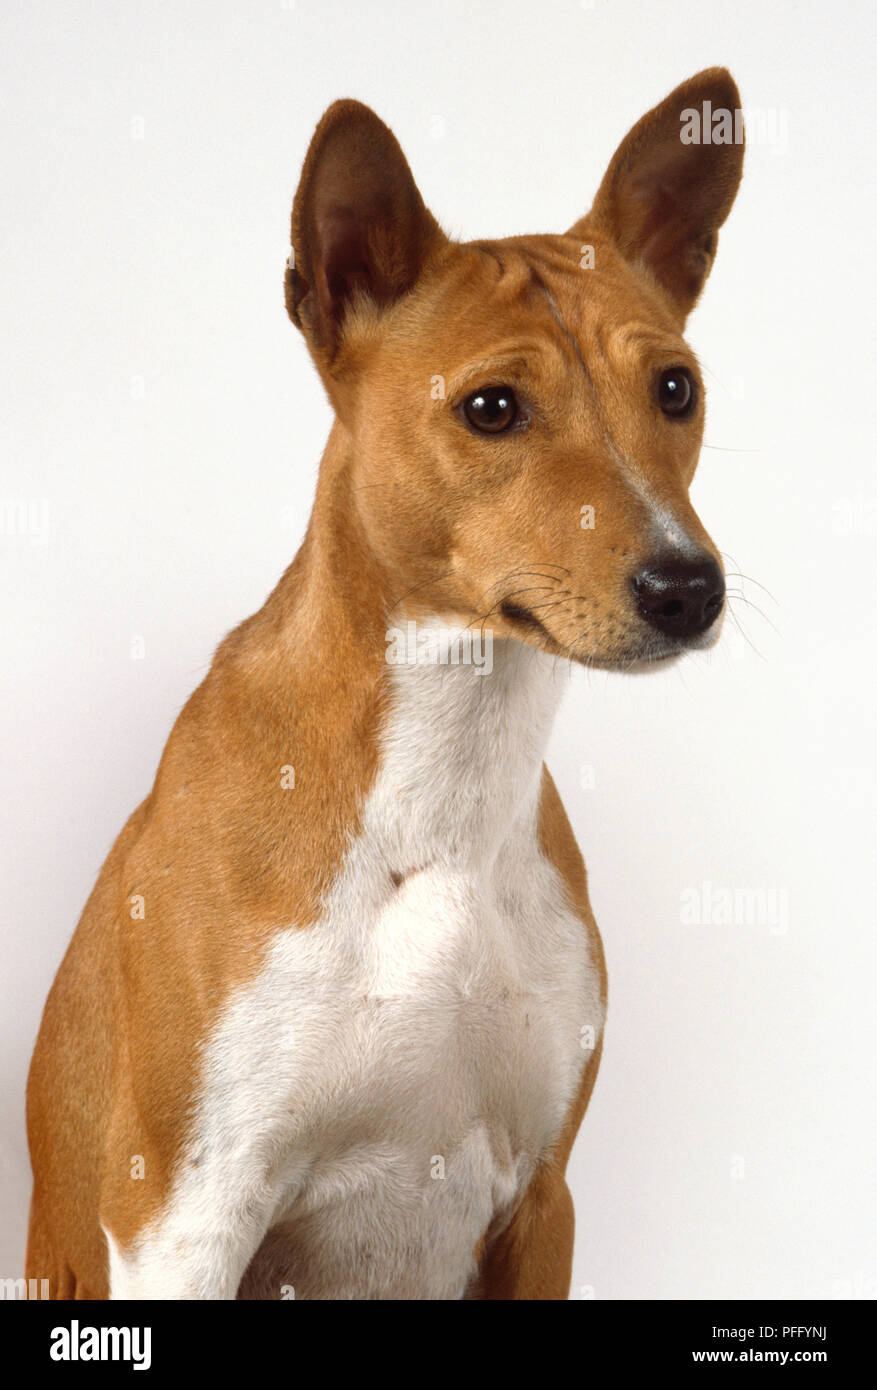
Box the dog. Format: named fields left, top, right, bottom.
left=26, top=68, right=744, bottom=1299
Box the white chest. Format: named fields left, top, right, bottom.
left=109, top=631, right=604, bottom=1301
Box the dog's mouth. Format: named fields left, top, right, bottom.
left=499, top=600, right=553, bottom=641
left=498, top=600, right=574, bottom=659
left=499, top=598, right=696, bottom=670
left=499, top=599, right=593, bottom=663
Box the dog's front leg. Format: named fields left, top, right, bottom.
left=474, top=1035, right=604, bottom=1301
left=104, top=1191, right=277, bottom=1300
left=100, top=1124, right=284, bottom=1301
left=475, top=1166, right=576, bottom=1301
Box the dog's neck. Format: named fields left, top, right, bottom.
left=374, top=627, right=564, bottom=870
left=261, top=425, right=565, bottom=865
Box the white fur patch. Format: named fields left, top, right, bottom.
left=108, top=626, right=604, bottom=1300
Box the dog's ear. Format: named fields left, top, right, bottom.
left=570, top=68, right=744, bottom=319
left=286, top=100, right=446, bottom=369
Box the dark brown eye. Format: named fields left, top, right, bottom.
left=657, top=367, right=695, bottom=417
left=463, top=385, right=518, bottom=433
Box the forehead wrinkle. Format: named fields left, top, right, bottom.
left=446, top=351, right=534, bottom=397
left=530, top=271, right=596, bottom=398
left=525, top=272, right=645, bottom=499
left=529, top=272, right=701, bottom=553
left=435, top=250, right=574, bottom=387
left=531, top=280, right=661, bottom=518
left=427, top=246, right=539, bottom=341
left=474, top=242, right=506, bottom=281
left=610, top=321, right=690, bottom=356
left=421, top=245, right=503, bottom=324
left=469, top=242, right=534, bottom=300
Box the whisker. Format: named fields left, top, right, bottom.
left=723, top=570, right=779, bottom=605
left=386, top=567, right=458, bottom=618
left=724, top=598, right=767, bottom=661
left=726, top=591, right=781, bottom=637
left=702, top=444, right=763, bottom=453
left=495, top=584, right=556, bottom=605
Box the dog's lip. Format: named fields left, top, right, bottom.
left=499, top=600, right=571, bottom=658
left=585, top=647, right=684, bottom=673
left=499, top=600, right=552, bottom=639
left=589, top=622, right=725, bottom=670
left=498, top=598, right=718, bottom=669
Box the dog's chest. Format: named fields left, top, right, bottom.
left=224, top=825, right=595, bottom=1299
left=160, top=635, right=602, bottom=1299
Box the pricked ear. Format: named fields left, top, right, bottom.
left=570, top=68, right=744, bottom=319
left=285, top=99, right=446, bottom=368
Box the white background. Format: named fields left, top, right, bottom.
left=2, top=0, right=876, bottom=1299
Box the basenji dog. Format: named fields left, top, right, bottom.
left=26, top=68, right=744, bottom=1300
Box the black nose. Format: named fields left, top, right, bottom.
left=631, top=555, right=725, bottom=639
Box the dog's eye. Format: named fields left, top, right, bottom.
left=463, top=386, right=518, bottom=433
left=657, top=367, right=696, bottom=417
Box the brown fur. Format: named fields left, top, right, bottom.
left=26, top=69, right=743, bottom=1298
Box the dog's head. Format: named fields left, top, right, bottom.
left=286, top=70, right=744, bottom=668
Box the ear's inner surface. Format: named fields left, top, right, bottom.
left=571, top=67, right=745, bottom=320
left=288, top=100, right=445, bottom=365
left=316, top=207, right=376, bottom=326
